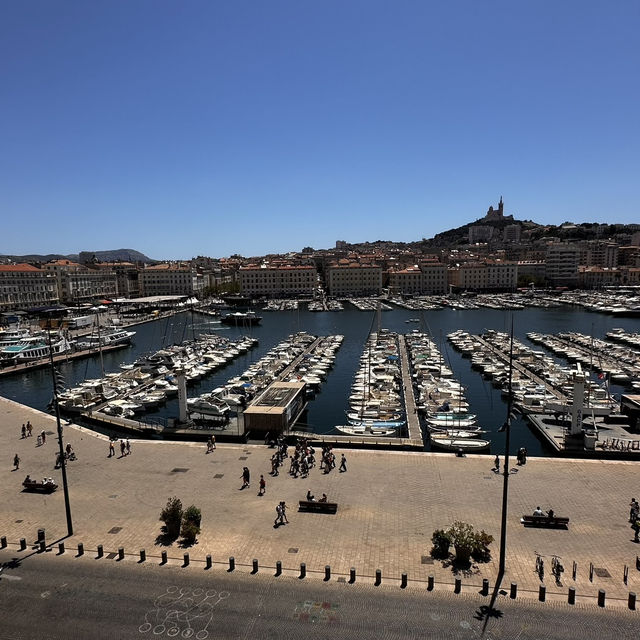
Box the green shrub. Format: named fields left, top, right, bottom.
left=430, top=528, right=452, bottom=559
left=471, top=529, right=494, bottom=562
left=160, top=496, right=183, bottom=539
left=181, top=505, right=202, bottom=543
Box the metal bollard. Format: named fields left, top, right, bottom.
left=97, top=544, right=104, bottom=558
left=161, top=550, right=167, bottom=565
left=454, top=577, right=461, bottom=594
left=598, top=589, right=605, bottom=608
left=510, top=582, right=517, bottom=599
left=326, top=565, right=332, bottom=582
left=568, top=587, right=576, bottom=605
left=0, top=536, right=6, bottom=548
left=118, top=547, right=124, bottom=561
left=624, top=565, right=628, bottom=585
left=539, top=584, right=546, bottom=602
left=375, top=569, right=381, bottom=586
left=300, top=562, right=306, bottom=579
left=349, top=567, right=356, bottom=584
left=481, top=579, right=489, bottom=596
left=58, top=542, right=65, bottom=555
left=589, top=562, right=594, bottom=582
left=629, top=592, right=636, bottom=611
left=228, top=556, right=235, bottom=572
left=38, top=540, right=46, bottom=553
left=139, top=549, right=146, bottom=563
left=275, top=560, right=282, bottom=576
left=427, top=575, right=434, bottom=591
left=19, top=538, right=26, bottom=551
left=252, top=558, right=259, bottom=574
left=401, top=573, right=408, bottom=589
left=206, top=554, right=212, bottom=570
left=77, top=542, right=84, bottom=556
left=572, top=561, right=577, bottom=581
left=636, top=556, right=640, bottom=571
left=37, top=529, right=46, bottom=543
left=183, top=553, right=189, bottom=567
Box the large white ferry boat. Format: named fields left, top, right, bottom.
left=0, top=336, right=74, bottom=364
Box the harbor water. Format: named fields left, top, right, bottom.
left=0, top=306, right=638, bottom=456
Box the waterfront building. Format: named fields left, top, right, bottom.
left=0, top=263, right=59, bottom=312
left=326, top=261, right=383, bottom=297
left=139, top=263, right=202, bottom=297
left=91, top=262, right=141, bottom=298
left=43, top=259, right=118, bottom=304
left=545, top=242, right=579, bottom=287
left=578, top=266, right=640, bottom=288
left=238, top=263, right=316, bottom=298
left=448, top=261, right=517, bottom=292
left=388, top=263, right=447, bottom=295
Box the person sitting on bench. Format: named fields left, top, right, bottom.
left=306, top=490, right=315, bottom=501
left=547, top=508, right=555, bottom=519
left=533, top=506, right=544, bottom=516
left=24, top=475, right=32, bottom=484
left=319, top=493, right=327, bottom=503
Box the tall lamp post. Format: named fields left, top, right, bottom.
left=487, top=317, right=515, bottom=614
left=46, top=315, right=74, bottom=536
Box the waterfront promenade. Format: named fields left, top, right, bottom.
left=2, top=396, right=639, bottom=609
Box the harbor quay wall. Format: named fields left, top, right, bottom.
left=1, top=395, right=639, bottom=607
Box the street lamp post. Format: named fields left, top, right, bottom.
left=46, top=320, right=73, bottom=536
left=487, top=317, right=515, bottom=615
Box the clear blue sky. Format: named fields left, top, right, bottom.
left=1, top=1, right=638, bottom=260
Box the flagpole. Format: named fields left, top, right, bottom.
left=47, top=321, right=74, bottom=536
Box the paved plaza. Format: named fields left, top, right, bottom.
left=1, top=396, right=639, bottom=609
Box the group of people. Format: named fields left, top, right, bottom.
left=23, top=475, right=55, bottom=486
left=20, top=421, right=33, bottom=439
left=108, top=438, right=131, bottom=457
left=306, top=490, right=328, bottom=503
left=533, top=506, right=554, bottom=518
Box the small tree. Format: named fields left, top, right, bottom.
left=181, top=505, right=202, bottom=544
left=160, top=496, right=183, bottom=539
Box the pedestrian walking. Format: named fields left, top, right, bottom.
left=26, top=421, right=33, bottom=437
left=630, top=498, right=639, bottom=523
left=125, top=439, right=131, bottom=455
left=632, top=518, right=640, bottom=543
left=206, top=436, right=213, bottom=453
left=211, top=434, right=216, bottom=450
left=274, top=502, right=283, bottom=526
left=120, top=440, right=126, bottom=457
left=13, top=453, right=20, bottom=470
left=241, top=466, right=250, bottom=489
left=258, top=475, right=266, bottom=496
left=339, top=454, right=347, bottom=472
left=41, top=430, right=46, bottom=444
left=37, top=434, right=42, bottom=446
left=21, top=424, right=26, bottom=439
left=281, top=501, right=289, bottom=524
left=494, top=454, right=500, bottom=472
left=109, top=440, right=115, bottom=458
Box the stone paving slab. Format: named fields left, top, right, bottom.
left=1, top=397, right=639, bottom=608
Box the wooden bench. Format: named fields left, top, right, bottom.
left=521, top=514, right=569, bottom=529
left=22, top=480, right=58, bottom=494
left=298, top=500, right=338, bottom=514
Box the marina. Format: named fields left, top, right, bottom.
left=1, top=303, right=639, bottom=457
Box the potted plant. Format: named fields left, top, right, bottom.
left=447, top=521, right=478, bottom=565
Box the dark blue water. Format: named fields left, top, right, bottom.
left=1, top=307, right=638, bottom=456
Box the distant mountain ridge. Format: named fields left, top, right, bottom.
left=0, top=248, right=154, bottom=264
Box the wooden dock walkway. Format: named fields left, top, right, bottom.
left=0, top=342, right=129, bottom=378
left=398, top=334, right=423, bottom=444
